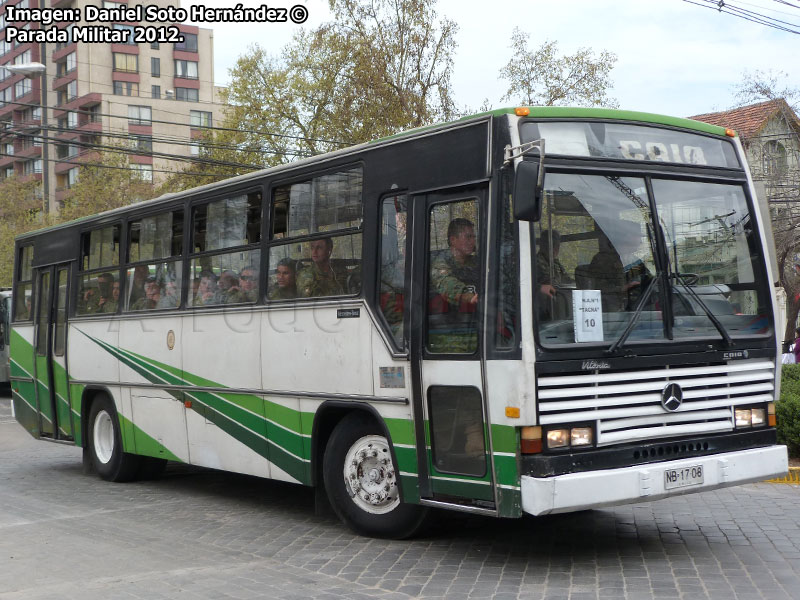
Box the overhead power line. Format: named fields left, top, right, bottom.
left=682, top=0, right=800, bottom=33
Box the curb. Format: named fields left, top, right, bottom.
left=766, top=467, right=800, bottom=484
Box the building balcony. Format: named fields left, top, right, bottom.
left=53, top=93, right=102, bottom=116
left=0, top=155, right=15, bottom=168
left=52, top=41, right=77, bottom=60
left=76, top=119, right=102, bottom=133
left=52, top=70, right=78, bottom=91
left=13, top=146, right=42, bottom=160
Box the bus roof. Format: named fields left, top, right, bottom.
left=16, top=106, right=731, bottom=241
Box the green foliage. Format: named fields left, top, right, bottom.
left=0, top=150, right=158, bottom=287
left=58, top=150, right=158, bottom=223
left=500, top=28, right=618, bottom=108
left=778, top=364, right=800, bottom=458
left=0, top=176, right=47, bottom=287
left=164, top=0, right=459, bottom=191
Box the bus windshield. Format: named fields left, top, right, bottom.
left=534, top=173, right=771, bottom=348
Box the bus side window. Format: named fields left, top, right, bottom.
left=378, top=195, right=407, bottom=348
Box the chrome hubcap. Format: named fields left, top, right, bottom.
left=343, top=435, right=399, bottom=514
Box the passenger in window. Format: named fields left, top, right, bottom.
left=128, top=265, right=150, bottom=307
left=430, top=218, right=479, bottom=309
left=588, top=224, right=650, bottom=312
left=536, top=230, right=572, bottom=320
left=111, top=281, right=121, bottom=306
left=194, top=271, right=220, bottom=306
left=80, top=280, right=99, bottom=314
left=297, top=238, right=344, bottom=297
left=96, top=272, right=117, bottom=313
left=217, top=270, right=239, bottom=302
left=157, top=278, right=180, bottom=309
left=225, top=267, right=258, bottom=304
left=132, top=276, right=161, bottom=310
left=268, top=258, right=297, bottom=300
left=237, top=266, right=260, bottom=302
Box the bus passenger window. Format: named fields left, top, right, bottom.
left=267, top=234, right=362, bottom=300
left=426, top=199, right=480, bottom=354
left=267, top=166, right=363, bottom=301
left=378, top=195, right=407, bottom=347
left=14, top=245, right=34, bottom=321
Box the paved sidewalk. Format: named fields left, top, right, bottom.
left=1, top=396, right=799, bottom=599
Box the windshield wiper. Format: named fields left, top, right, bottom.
left=606, top=275, right=660, bottom=355
left=671, top=273, right=734, bottom=346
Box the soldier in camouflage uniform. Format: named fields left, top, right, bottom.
left=429, top=218, right=479, bottom=353
left=224, top=266, right=259, bottom=304
left=268, top=259, right=297, bottom=300
left=589, top=226, right=650, bottom=312
left=296, top=238, right=344, bottom=298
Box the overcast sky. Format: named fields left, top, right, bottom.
left=183, top=0, right=800, bottom=119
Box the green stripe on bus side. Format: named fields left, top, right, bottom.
left=497, top=487, right=522, bottom=518
left=431, top=477, right=495, bottom=501
left=81, top=332, right=311, bottom=483
left=69, top=383, right=85, bottom=446
left=12, top=385, right=39, bottom=437
left=392, top=446, right=417, bottom=474
left=9, top=329, right=35, bottom=376
left=119, top=414, right=184, bottom=463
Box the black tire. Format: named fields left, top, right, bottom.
left=323, top=412, right=427, bottom=539
left=88, top=395, right=141, bottom=482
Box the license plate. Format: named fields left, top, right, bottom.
left=664, top=464, right=704, bottom=490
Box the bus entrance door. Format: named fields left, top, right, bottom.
left=32, top=264, right=73, bottom=441
left=410, top=189, right=495, bottom=510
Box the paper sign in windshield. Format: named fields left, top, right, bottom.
left=573, top=290, right=604, bottom=342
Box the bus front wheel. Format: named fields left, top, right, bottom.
left=323, top=413, right=426, bottom=539
left=88, top=396, right=140, bottom=482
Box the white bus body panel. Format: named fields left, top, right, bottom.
left=521, top=445, right=789, bottom=516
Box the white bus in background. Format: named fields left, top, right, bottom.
left=10, top=107, right=788, bottom=538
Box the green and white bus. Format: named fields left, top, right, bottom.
left=10, top=107, right=788, bottom=538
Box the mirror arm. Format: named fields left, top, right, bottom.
left=503, top=139, right=545, bottom=166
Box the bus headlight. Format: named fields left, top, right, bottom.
left=735, top=409, right=752, bottom=428
left=545, top=426, right=594, bottom=450
left=750, top=408, right=766, bottom=427
left=571, top=427, right=593, bottom=446
left=546, top=429, right=570, bottom=449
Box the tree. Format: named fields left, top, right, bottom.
left=0, top=176, right=45, bottom=287
left=58, top=150, right=159, bottom=223
left=499, top=28, right=618, bottom=108
left=165, top=0, right=459, bottom=191
left=732, top=70, right=800, bottom=347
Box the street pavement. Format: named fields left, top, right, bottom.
left=1, top=391, right=799, bottom=600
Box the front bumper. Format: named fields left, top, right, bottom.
left=521, top=445, right=788, bottom=516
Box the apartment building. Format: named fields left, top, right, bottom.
left=0, top=0, right=227, bottom=212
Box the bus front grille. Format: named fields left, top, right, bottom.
left=536, top=360, right=775, bottom=447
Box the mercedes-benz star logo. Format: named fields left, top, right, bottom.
left=661, top=383, right=683, bottom=412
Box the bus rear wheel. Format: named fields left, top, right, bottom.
left=88, top=396, right=140, bottom=482
left=323, top=412, right=427, bottom=539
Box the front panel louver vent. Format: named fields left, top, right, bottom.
left=537, top=360, right=775, bottom=447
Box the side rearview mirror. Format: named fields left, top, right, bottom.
left=513, top=160, right=544, bottom=222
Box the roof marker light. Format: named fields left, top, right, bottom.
left=515, top=107, right=530, bottom=117
left=725, top=128, right=736, bottom=137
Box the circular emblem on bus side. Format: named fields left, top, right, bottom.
left=661, top=383, right=683, bottom=412
left=167, top=330, right=175, bottom=351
